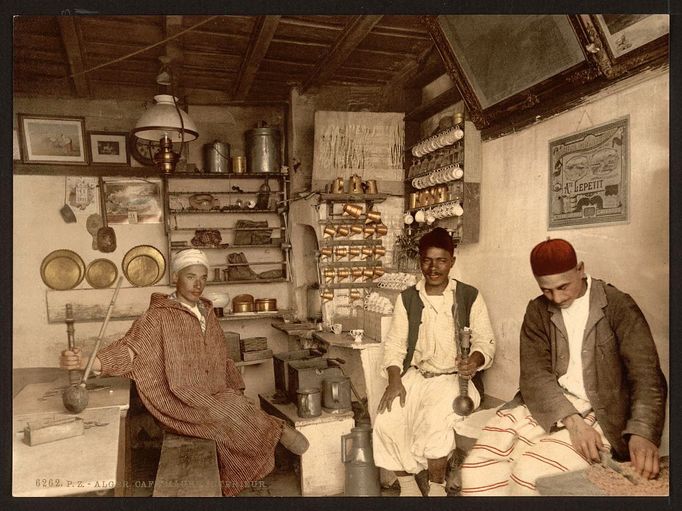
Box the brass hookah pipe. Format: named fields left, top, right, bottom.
left=64, top=303, right=81, bottom=386
left=453, top=326, right=475, bottom=416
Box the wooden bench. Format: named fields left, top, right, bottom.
left=152, top=432, right=222, bottom=497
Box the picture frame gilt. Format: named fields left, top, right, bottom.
left=18, top=114, right=88, bottom=165
left=548, top=117, right=629, bottom=230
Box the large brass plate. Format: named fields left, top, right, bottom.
left=85, top=258, right=118, bottom=288
left=40, top=249, right=85, bottom=290
left=122, top=245, right=166, bottom=287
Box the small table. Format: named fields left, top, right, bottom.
left=12, top=370, right=131, bottom=496
left=259, top=392, right=354, bottom=496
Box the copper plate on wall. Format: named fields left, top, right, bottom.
left=85, top=258, right=118, bottom=288
left=40, top=249, right=85, bottom=290
left=122, top=245, right=166, bottom=287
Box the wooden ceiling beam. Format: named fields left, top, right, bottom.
left=164, top=16, right=184, bottom=94
left=56, top=17, right=90, bottom=97
left=233, top=15, right=281, bottom=100
left=300, top=15, right=382, bottom=94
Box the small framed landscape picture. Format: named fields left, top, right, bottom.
left=18, top=114, right=88, bottom=165
left=88, top=131, right=130, bottom=165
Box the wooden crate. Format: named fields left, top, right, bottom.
left=222, top=330, right=242, bottom=361
left=240, top=336, right=268, bottom=352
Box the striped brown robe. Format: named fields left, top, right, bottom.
left=97, top=293, right=283, bottom=496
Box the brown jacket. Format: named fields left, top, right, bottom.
left=514, top=278, right=667, bottom=458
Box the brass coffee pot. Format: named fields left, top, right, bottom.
left=349, top=174, right=363, bottom=194
left=331, top=177, right=345, bottom=194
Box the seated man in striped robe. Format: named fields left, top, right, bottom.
left=60, top=249, right=308, bottom=496
left=460, top=238, right=667, bottom=496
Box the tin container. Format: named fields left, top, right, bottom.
left=204, top=140, right=230, bottom=173
left=232, top=156, right=247, bottom=174
left=245, top=126, right=281, bottom=174
left=297, top=388, right=322, bottom=418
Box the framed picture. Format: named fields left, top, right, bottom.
left=88, top=131, right=130, bottom=165
left=18, top=114, right=88, bottom=164
left=548, top=117, right=629, bottom=230
left=593, top=14, right=669, bottom=60
left=102, top=178, right=163, bottom=224
left=13, top=129, right=21, bottom=160
left=435, top=15, right=586, bottom=110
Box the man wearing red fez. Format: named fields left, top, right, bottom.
left=373, top=227, right=496, bottom=496
left=461, top=238, right=667, bottom=496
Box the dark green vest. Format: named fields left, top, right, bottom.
left=400, top=279, right=485, bottom=396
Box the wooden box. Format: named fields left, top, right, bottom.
left=287, top=359, right=343, bottom=403
left=240, top=336, right=268, bottom=352
left=242, top=349, right=273, bottom=362
left=273, top=349, right=318, bottom=395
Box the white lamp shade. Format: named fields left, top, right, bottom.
left=133, top=94, right=199, bottom=142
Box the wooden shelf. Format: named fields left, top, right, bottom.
left=170, top=243, right=284, bottom=250
left=319, top=239, right=383, bottom=247
left=404, top=86, right=462, bottom=123
left=170, top=209, right=278, bottom=214
left=323, top=282, right=376, bottom=289
left=166, top=172, right=288, bottom=180
left=319, top=193, right=387, bottom=203
left=168, top=191, right=285, bottom=195
left=169, top=227, right=286, bottom=231
left=205, top=278, right=287, bottom=286
left=14, top=163, right=163, bottom=177
left=220, top=309, right=291, bottom=322
left=318, top=261, right=383, bottom=268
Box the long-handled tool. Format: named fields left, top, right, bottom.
left=62, top=277, right=123, bottom=413
left=453, top=327, right=475, bottom=416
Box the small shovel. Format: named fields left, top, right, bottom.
left=86, top=214, right=103, bottom=250
left=97, top=177, right=116, bottom=253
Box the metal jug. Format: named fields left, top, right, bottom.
left=349, top=174, right=363, bottom=194
left=363, top=179, right=378, bottom=194
left=342, top=424, right=381, bottom=496
left=322, top=375, right=352, bottom=411
left=331, top=177, right=345, bottom=194
left=296, top=388, right=322, bottom=418
left=245, top=124, right=281, bottom=174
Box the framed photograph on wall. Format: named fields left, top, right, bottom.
left=18, top=114, right=88, bottom=165
left=593, top=14, right=669, bottom=60
left=88, top=131, right=130, bottom=165
left=548, top=117, right=629, bottom=230
left=102, top=178, right=163, bottom=224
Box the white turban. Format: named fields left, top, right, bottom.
left=171, top=249, right=209, bottom=274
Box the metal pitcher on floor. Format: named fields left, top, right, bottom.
left=342, top=423, right=381, bottom=496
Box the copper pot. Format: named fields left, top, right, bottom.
left=348, top=247, right=361, bottom=259
left=351, top=268, right=364, bottom=280
left=336, top=268, right=350, bottom=281
left=335, top=246, right=348, bottom=258
left=255, top=298, right=277, bottom=312
left=337, top=225, right=350, bottom=236
left=343, top=204, right=363, bottom=218
left=233, top=294, right=254, bottom=312
left=350, top=224, right=363, bottom=234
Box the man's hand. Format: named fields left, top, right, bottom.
left=628, top=434, right=660, bottom=479
left=378, top=366, right=406, bottom=414
left=456, top=351, right=485, bottom=380
left=564, top=414, right=604, bottom=463
left=60, top=348, right=84, bottom=370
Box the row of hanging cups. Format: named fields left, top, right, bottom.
left=342, top=204, right=384, bottom=223
left=374, top=272, right=418, bottom=291
left=364, top=292, right=394, bottom=315
left=329, top=176, right=379, bottom=195
left=323, top=265, right=385, bottom=282
left=321, top=288, right=363, bottom=302
left=320, top=245, right=386, bottom=259
left=409, top=186, right=452, bottom=209
left=408, top=145, right=461, bottom=178
left=404, top=202, right=464, bottom=225
left=411, top=163, right=463, bottom=189
left=411, top=112, right=465, bottom=158
left=323, top=223, right=388, bottom=238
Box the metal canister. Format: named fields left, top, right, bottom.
left=297, top=388, right=322, bottom=418
left=232, top=156, right=247, bottom=174
left=204, top=140, right=230, bottom=173
left=342, top=424, right=381, bottom=496
left=245, top=126, right=281, bottom=174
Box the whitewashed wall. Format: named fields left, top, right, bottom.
left=451, top=70, right=669, bottom=453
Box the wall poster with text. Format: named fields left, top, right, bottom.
left=549, top=117, right=629, bottom=229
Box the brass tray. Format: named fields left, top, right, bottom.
left=85, top=258, right=118, bottom=288
left=122, top=245, right=166, bottom=287
left=40, top=249, right=85, bottom=290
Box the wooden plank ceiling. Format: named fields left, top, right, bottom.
left=13, top=15, right=438, bottom=104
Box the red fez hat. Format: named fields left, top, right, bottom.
left=419, top=227, right=454, bottom=255
left=530, top=238, right=577, bottom=276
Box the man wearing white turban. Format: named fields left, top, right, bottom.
left=61, top=248, right=308, bottom=496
